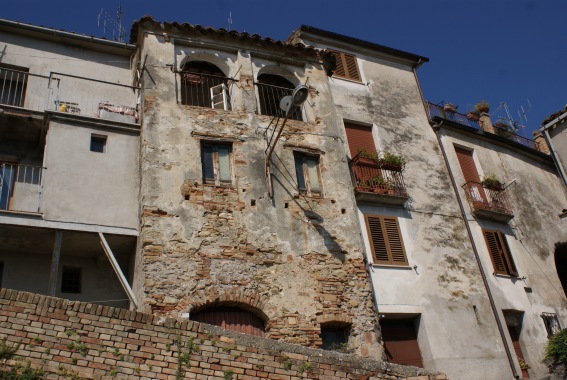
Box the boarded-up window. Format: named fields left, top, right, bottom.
left=201, top=142, right=232, bottom=186
left=344, top=122, right=375, bottom=158
left=380, top=318, right=423, bottom=368
left=482, top=229, right=518, bottom=276
left=294, top=153, right=322, bottom=196
left=330, top=50, right=361, bottom=82
left=191, top=307, right=265, bottom=337
left=365, top=215, right=408, bottom=265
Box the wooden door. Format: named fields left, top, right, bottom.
left=454, top=146, right=487, bottom=207
left=192, top=307, right=265, bottom=337
left=380, top=319, right=424, bottom=368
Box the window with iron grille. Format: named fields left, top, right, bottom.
left=179, top=61, right=231, bottom=110
left=321, top=324, right=350, bottom=351
left=294, top=153, right=322, bottom=197
left=364, top=215, right=408, bottom=265
left=482, top=229, right=518, bottom=276
left=541, top=312, right=562, bottom=338
left=61, top=267, right=81, bottom=294
left=329, top=50, right=361, bottom=82
left=201, top=142, right=233, bottom=186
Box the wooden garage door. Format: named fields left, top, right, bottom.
left=344, top=122, right=376, bottom=158
left=380, top=319, right=424, bottom=368
left=192, top=306, right=265, bottom=337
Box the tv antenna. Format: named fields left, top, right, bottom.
left=98, top=1, right=127, bottom=42
left=493, top=101, right=531, bottom=137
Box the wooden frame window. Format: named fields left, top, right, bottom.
left=294, top=152, right=322, bottom=197
left=482, top=229, right=518, bottom=276
left=330, top=50, right=361, bottom=82
left=61, top=267, right=81, bottom=294
left=201, top=142, right=233, bottom=186
left=365, top=215, right=408, bottom=265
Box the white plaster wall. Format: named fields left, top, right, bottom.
left=549, top=118, right=567, bottom=177
left=41, top=120, right=139, bottom=229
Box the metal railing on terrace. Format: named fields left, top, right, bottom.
left=349, top=153, right=407, bottom=197
left=48, top=73, right=139, bottom=124
left=0, top=163, right=44, bottom=213
left=462, top=181, right=513, bottom=219
left=427, top=102, right=541, bottom=152
left=256, top=82, right=303, bottom=121
left=0, top=67, right=50, bottom=111
left=178, top=72, right=234, bottom=111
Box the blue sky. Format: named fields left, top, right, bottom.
left=3, top=0, right=565, bottom=136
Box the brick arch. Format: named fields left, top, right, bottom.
left=176, top=288, right=271, bottom=322
left=317, top=314, right=353, bottom=326
left=256, top=65, right=300, bottom=87
left=179, top=52, right=231, bottom=78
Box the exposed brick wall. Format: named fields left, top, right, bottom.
left=0, top=289, right=446, bottom=379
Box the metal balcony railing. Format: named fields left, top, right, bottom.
left=427, top=102, right=541, bottom=152
left=462, top=181, right=513, bottom=219
left=349, top=153, right=407, bottom=197
left=0, top=163, right=44, bottom=213
left=49, top=73, right=139, bottom=124
left=0, top=67, right=50, bottom=111
left=178, top=72, right=234, bottom=111
left=255, top=82, right=302, bottom=121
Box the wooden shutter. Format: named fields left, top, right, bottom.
left=454, top=147, right=481, bottom=183
left=344, top=122, right=376, bottom=158
left=330, top=50, right=361, bottom=81
left=192, top=307, right=265, bottom=337
left=365, top=215, right=408, bottom=265
left=482, top=229, right=518, bottom=276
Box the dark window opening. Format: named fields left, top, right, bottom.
left=90, top=135, right=107, bottom=153
left=294, top=152, right=321, bottom=196
left=0, top=64, right=28, bottom=107
left=380, top=317, right=423, bottom=368
left=201, top=142, right=232, bottom=186
left=0, top=262, right=3, bottom=287
left=61, top=267, right=81, bottom=294
left=256, top=74, right=302, bottom=121
left=0, top=162, right=17, bottom=211
left=555, top=244, right=567, bottom=298
left=504, top=312, right=529, bottom=379
left=191, top=306, right=265, bottom=337
left=180, top=61, right=231, bottom=110
left=321, top=325, right=350, bottom=350
left=542, top=312, right=562, bottom=338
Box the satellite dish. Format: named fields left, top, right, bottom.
left=279, top=84, right=309, bottom=114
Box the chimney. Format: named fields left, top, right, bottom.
left=533, top=131, right=551, bottom=154
left=479, top=112, right=495, bottom=134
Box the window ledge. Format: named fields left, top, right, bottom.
left=371, top=263, right=413, bottom=270
left=493, top=273, right=520, bottom=280
left=0, top=209, right=42, bottom=218
left=331, top=76, right=364, bottom=85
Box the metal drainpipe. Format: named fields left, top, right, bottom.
left=542, top=128, right=567, bottom=188
left=410, top=66, right=519, bottom=379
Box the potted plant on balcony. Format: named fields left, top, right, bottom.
left=356, top=148, right=379, bottom=164
left=444, top=103, right=457, bottom=113
left=474, top=100, right=490, bottom=114
left=370, top=175, right=394, bottom=195
left=466, top=111, right=480, bottom=121
left=481, top=174, right=503, bottom=191
left=379, top=151, right=406, bottom=171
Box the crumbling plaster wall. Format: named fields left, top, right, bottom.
left=133, top=31, right=382, bottom=358
left=296, top=37, right=516, bottom=379
left=442, top=127, right=567, bottom=378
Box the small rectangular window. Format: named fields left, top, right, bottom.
left=365, top=214, right=408, bottom=266
left=201, top=142, right=233, bottom=186
left=90, top=135, right=107, bottom=153
left=330, top=50, right=361, bottom=82
left=482, top=229, right=518, bottom=276
left=294, top=153, right=322, bottom=197
left=61, top=267, right=81, bottom=293
left=542, top=313, right=562, bottom=338
left=321, top=325, right=350, bottom=351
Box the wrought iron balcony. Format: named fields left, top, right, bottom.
left=255, top=82, right=303, bottom=121
left=462, top=181, right=513, bottom=222
left=178, top=72, right=234, bottom=111
left=349, top=153, right=407, bottom=205
left=0, top=163, right=43, bottom=214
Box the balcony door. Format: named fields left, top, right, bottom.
left=0, top=162, right=16, bottom=210
left=454, top=146, right=487, bottom=206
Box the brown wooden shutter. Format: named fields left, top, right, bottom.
left=365, top=215, right=408, bottom=265
left=483, top=229, right=518, bottom=276
left=454, top=146, right=481, bottom=183
left=192, top=307, right=265, bottom=337
left=381, top=319, right=424, bottom=368
left=330, top=50, right=361, bottom=81
left=344, top=122, right=376, bottom=158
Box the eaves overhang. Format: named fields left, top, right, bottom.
left=290, top=25, right=429, bottom=66
left=432, top=115, right=553, bottom=163
left=0, top=18, right=135, bottom=56
left=130, top=16, right=319, bottom=58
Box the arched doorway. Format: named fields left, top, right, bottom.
left=256, top=73, right=302, bottom=121
left=180, top=60, right=231, bottom=110
left=191, top=306, right=266, bottom=337
left=555, top=243, right=567, bottom=297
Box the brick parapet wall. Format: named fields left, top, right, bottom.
left=0, top=289, right=446, bottom=379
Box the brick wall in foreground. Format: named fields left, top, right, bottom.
left=0, top=289, right=446, bottom=379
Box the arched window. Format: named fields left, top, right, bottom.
left=191, top=306, right=265, bottom=337
left=180, top=61, right=231, bottom=110
left=256, top=74, right=302, bottom=121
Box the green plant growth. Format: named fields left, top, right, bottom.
left=0, top=339, right=44, bottom=380
left=545, top=329, right=567, bottom=365
left=381, top=151, right=406, bottom=169
left=298, top=361, right=313, bottom=373
left=356, top=148, right=379, bottom=161
left=481, top=174, right=502, bottom=190
left=282, top=359, right=292, bottom=370
left=222, top=369, right=234, bottom=380
left=474, top=100, right=490, bottom=113
left=370, top=175, right=391, bottom=187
